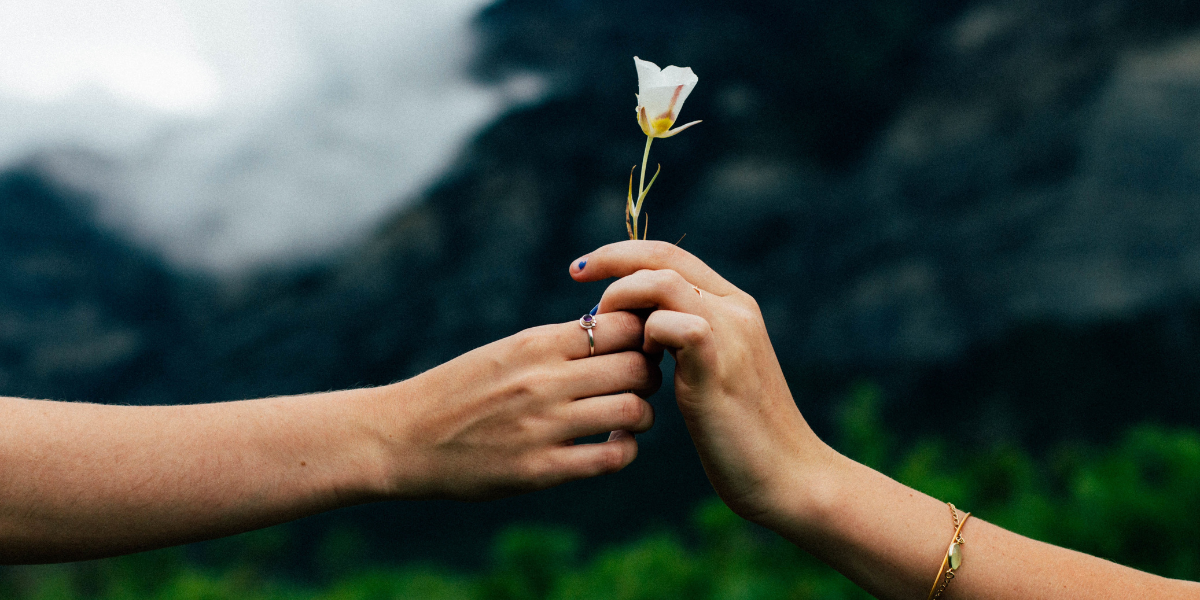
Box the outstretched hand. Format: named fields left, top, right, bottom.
left=571, top=241, right=836, bottom=526
left=388, top=310, right=661, bottom=501
left=0, top=310, right=661, bottom=563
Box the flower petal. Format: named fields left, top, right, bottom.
left=637, top=106, right=651, bottom=136
left=634, top=56, right=665, bottom=88
left=658, top=65, right=698, bottom=88
left=655, top=119, right=702, bottom=138
left=634, top=57, right=697, bottom=91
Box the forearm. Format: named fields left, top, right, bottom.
left=774, top=451, right=1199, bottom=600
left=0, top=313, right=659, bottom=564
left=0, top=389, right=395, bottom=564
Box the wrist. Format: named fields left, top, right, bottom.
left=753, top=441, right=856, bottom=539
left=352, top=379, right=439, bottom=501
left=293, top=386, right=404, bottom=504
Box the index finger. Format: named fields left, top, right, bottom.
left=570, top=241, right=739, bottom=297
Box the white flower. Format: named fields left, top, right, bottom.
left=634, top=57, right=701, bottom=138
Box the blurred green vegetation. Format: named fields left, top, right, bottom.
left=4, top=386, right=1198, bottom=599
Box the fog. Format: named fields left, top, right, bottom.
left=0, top=0, right=538, bottom=271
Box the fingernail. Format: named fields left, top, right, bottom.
left=590, top=303, right=599, bottom=316
left=607, top=430, right=633, bottom=442
left=576, top=258, right=588, bottom=271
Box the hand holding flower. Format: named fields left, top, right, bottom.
left=571, top=241, right=831, bottom=525
left=571, top=242, right=1200, bottom=600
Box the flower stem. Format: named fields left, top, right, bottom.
left=632, top=135, right=655, bottom=238
left=638, top=135, right=654, bottom=202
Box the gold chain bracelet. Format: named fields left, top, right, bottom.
left=927, top=502, right=971, bottom=600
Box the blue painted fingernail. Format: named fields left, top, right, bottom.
left=590, top=303, right=599, bottom=316
left=577, top=258, right=588, bottom=270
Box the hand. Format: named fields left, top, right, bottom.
left=574, top=243, right=1200, bottom=600
left=571, top=242, right=837, bottom=526
left=382, top=311, right=661, bottom=501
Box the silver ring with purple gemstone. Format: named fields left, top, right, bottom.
left=579, top=313, right=597, bottom=357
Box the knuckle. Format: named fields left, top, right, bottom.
left=598, top=445, right=630, bottom=474
left=624, top=352, right=651, bottom=382
left=629, top=268, right=658, bottom=285
left=512, top=415, right=541, bottom=442
left=680, top=318, right=712, bottom=345
left=615, top=394, right=646, bottom=425
left=648, top=241, right=680, bottom=265
left=599, top=311, right=640, bottom=348
left=615, top=311, right=644, bottom=339
left=629, top=396, right=655, bottom=429
left=512, top=368, right=553, bottom=400
left=512, top=327, right=552, bottom=356
left=728, top=299, right=763, bottom=328
left=646, top=268, right=680, bottom=288
left=519, top=454, right=552, bottom=483
left=736, top=291, right=762, bottom=314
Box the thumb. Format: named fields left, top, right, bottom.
left=644, top=310, right=717, bottom=389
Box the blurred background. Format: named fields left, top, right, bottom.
left=3, top=0, right=1200, bottom=597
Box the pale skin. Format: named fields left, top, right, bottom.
left=0, top=311, right=660, bottom=564
left=572, top=240, right=1200, bottom=600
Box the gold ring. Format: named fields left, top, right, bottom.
left=693, top=285, right=703, bottom=299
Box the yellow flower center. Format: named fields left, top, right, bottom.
left=651, top=117, right=673, bottom=135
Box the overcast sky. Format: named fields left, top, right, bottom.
left=0, top=0, right=538, bottom=272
